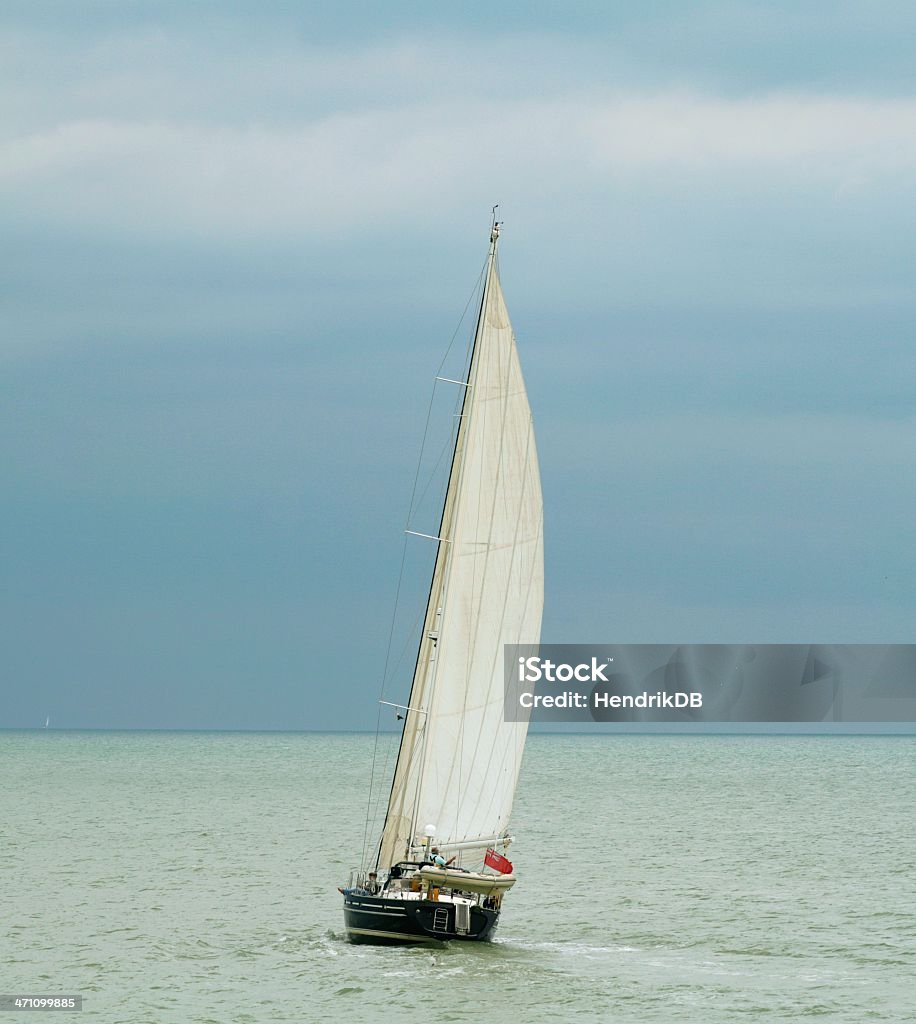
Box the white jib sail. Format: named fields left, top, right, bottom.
left=378, top=235, right=544, bottom=871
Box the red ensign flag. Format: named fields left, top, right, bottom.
left=484, top=848, right=513, bottom=874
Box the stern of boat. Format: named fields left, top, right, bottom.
left=340, top=864, right=502, bottom=944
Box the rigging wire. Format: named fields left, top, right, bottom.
left=359, top=258, right=489, bottom=872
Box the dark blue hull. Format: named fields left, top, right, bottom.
left=343, top=893, right=499, bottom=944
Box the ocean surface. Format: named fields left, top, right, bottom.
left=2, top=732, right=913, bottom=1023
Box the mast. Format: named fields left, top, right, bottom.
left=404, top=220, right=502, bottom=853
left=376, top=222, right=499, bottom=868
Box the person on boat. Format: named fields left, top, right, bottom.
left=431, top=847, right=456, bottom=868
left=337, top=871, right=381, bottom=896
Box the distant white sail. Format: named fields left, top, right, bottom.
left=378, top=232, right=544, bottom=870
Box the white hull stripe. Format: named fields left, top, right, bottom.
left=346, top=907, right=408, bottom=917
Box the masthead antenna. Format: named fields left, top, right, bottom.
left=490, top=204, right=501, bottom=246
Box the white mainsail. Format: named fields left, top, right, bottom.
left=378, top=228, right=543, bottom=871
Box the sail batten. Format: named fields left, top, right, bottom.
left=377, top=236, right=543, bottom=872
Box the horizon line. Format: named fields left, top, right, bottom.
left=2, top=726, right=914, bottom=736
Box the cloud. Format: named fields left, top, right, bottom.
left=4, top=90, right=916, bottom=239
left=4, top=22, right=916, bottom=243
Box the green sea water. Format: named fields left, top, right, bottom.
left=2, top=732, right=913, bottom=1023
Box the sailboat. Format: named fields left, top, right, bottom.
left=341, top=220, right=544, bottom=944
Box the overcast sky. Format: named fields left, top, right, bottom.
left=2, top=2, right=915, bottom=729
